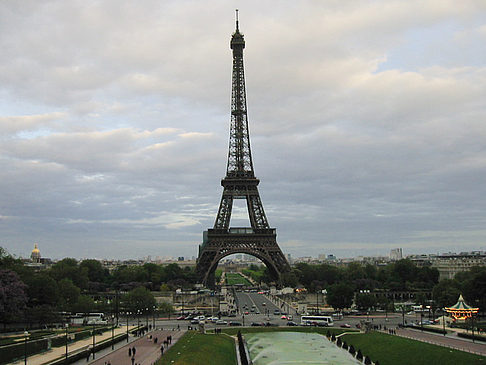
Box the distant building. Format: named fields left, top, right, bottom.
left=30, top=243, right=41, bottom=263
left=390, top=248, right=403, bottom=261
left=432, top=252, right=486, bottom=280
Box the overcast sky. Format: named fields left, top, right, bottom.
left=1, top=0, right=486, bottom=261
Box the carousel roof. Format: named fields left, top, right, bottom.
left=445, top=294, right=479, bottom=312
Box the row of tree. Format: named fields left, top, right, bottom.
left=2, top=246, right=486, bottom=327
left=245, top=260, right=486, bottom=312
left=0, top=248, right=176, bottom=328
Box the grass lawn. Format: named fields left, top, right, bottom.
left=156, top=331, right=236, bottom=365
left=341, top=331, right=486, bottom=365
left=225, top=272, right=252, bottom=286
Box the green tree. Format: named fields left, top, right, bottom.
left=281, top=271, right=298, bottom=288
left=158, top=301, right=173, bottom=315
left=123, top=287, right=156, bottom=313
left=74, top=295, right=95, bottom=314
left=0, top=270, right=28, bottom=327
left=326, top=282, right=355, bottom=310
left=49, top=258, right=89, bottom=290
left=25, top=273, right=60, bottom=306
left=355, top=293, right=377, bottom=311
left=432, top=279, right=461, bottom=309
left=58, top=278, right=81, bottom=311
left=80, top=259, right=109, bottom=283
left=159, top=283, right=171, bottom=292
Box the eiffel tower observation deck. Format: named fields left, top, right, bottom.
left=196, top=11, right=290, bottom=288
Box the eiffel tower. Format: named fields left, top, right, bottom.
left=196, top=12, right=290, bottom=288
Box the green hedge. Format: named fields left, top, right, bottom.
left=405, top=325, right=447, bottom=335
left=457, top=332, right=486, bottom=342
left=48, top=333, right=128, bottom=365
left=0, top=338, right=48, bottom=365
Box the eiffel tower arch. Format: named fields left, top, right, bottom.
left=196, top=12, right=290, bottom=288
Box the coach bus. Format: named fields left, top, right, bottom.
left=300, top=315, right=334, bottom=327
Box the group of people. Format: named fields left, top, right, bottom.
left=160, top=334, right=172, bottom=356
left=128, top=346, right=138, bottom=365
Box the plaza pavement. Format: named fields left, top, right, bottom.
left=393, top=327, right=486, bottom=356
left=88, top=329, right=186, bottom=365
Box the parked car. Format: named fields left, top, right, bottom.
left=229, top=321, right=242, bottom=326
left=176, top=316, right=186, bottom=320
left=216, top=320, right=227, bottom=325
left=287, top=321, right=298, bottom=326
left=251, top=322, right=264, bottom=326
left=190, top=319, right=199, bottom=324
left=340, top=324, right=351, bottom=328
left=273, top=309, right=280, bottom=315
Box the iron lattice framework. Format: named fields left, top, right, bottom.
left=196, top=14, right=290, bottom=287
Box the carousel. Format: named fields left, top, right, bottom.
left=444, top=294, right=479, bottom=321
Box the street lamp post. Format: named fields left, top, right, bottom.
left=126, top=312, right=130, bottom=343
left=65, top=323, right=69, bottom=364
left=111, top=315, right=115, bottom=350
left=92, top=321, right=96, bottom=359
left=442, top=309, right=446, bottom=336
left=153, top=305, right=156, bottom=329
left=146, top=307, right=149, bottom=329
left=24, top=331, right=29, bottom=365
left=420, top=311, right=424, bottom=332
left=402, top=305, right=405, bottom=326
left=472, top=314, right=475, bottom=343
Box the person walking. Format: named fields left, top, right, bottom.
left=129, top=347, right=132, bottom=357
left=132, top=346, right=136, bottom=356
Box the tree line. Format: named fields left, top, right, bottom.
left=0, top=248, right=186, bottom=328
left=2, top=245, right=486, bottom=328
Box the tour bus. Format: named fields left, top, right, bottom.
left=300, top=315, right=334, bottom=327
left=71, top=312, right=107, bottom=325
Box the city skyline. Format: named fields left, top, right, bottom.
left=1, top=1, right=486, bottom=260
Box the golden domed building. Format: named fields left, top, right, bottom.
left=31, top=243, right=41, bottom=263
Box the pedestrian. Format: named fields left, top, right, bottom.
left=161, top=345, right=164, bottom=355
left=132, top=346, right=136, bottom=356
left=129, top=347, right=132, bottom=357
left=131, top=356, right=135, bottom=365
left=154, top=337, right=158, bottom=344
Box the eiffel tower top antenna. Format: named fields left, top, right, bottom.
left=235, top=9, right=239, bottom=31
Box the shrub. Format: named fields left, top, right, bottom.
left=364, top=355, right=372, bottom=364
left=356, top=349, right=363, bottom=361
left=349, top=345, right=355, bottom=355
left=337, top=337, right=342, bottom=347
left=342, top=341, right=348, bottom=350
left=457, top=332, right=486, bottom=342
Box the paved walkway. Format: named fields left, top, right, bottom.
left=12, top=326, right=137, bottom=365
left=89, top=329, right=186, bottom=365
left=393, top=327, right=486, bottom=356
